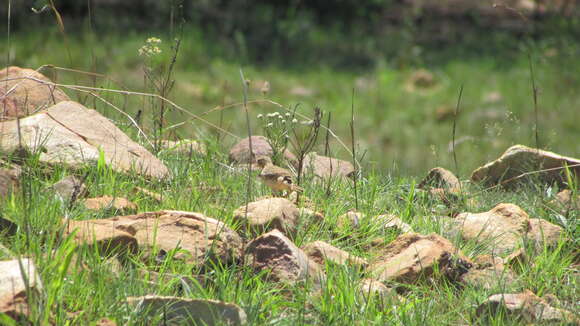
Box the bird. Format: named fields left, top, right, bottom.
left=256, top=156, right=303, bottom=195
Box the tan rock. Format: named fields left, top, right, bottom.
left=50, top=176, right=87, bottom=202
left=161, top=139, right=206, bottom=156
left=0, top=66, right=70, bottom=120
left=0, top=258, right=43, bottom=320
left=0, top=168, right=19, bottom=199
left=418, top=167, right=461, bottom=193
left=233, top=197, right=300, bottom=236
left=369, top=233, right=470, bottom=284
left=127, top=295, right=247, bottom=326
left=245, top=229, right=324, bottom=285
left=550, top=189, right=580, bottom=212
left=301, top=241, right=367, bottom=268
left=461, top=255, right=517, bottom=290
left=64, top=219, right=138, bottom=257
left=0, top=101, right=170, bottom=179
left=304, top=152, right=355, bottom=180
left=471, top=145, right=580, bottom=187
left=405, top=69, right=437, bottom=93
left=65, top=211, right=242, bottom=266
left=377, top=214, right=413, bottom=233
left=84, top=196, right=137, bottom=212
left=229, top=136, right=297, bottom=166
left=527, top=218, right=565, bottom=250
left=358, top=278, right=397, bottom=300
left=476, top=290, right=578, bottom=324
left=453, top=203, right=531, bottom=256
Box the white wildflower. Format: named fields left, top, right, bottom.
left=267, top=122, right=273, bottom=127
left=281, top=120, right=286, bottom=123
left=285, top=113, right=291, bottom=117
left=257, top=114, right=263, bottom=119
left=292, top=118, right=298, bottom=123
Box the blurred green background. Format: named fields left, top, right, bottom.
left=2, top=0, right=579, bottom=176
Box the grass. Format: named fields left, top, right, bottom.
left=2, top=25, right=579, bottom=176
left=0, top=140, right=578, bottom=324
left=1, top=18, right=579, bottom=326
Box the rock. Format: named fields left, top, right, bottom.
left=377, top=214, right=413, bottom=233
left=0, top=258, right=43, bottom=320
left=527, top=218, right=565, bottom=250
left=229, top=136, right=297, bottom=166
left=405, top=69, right=437, bottom=93
left=50, top=176, right=87, bottom=202
left=127, top=295, right=247, bottom=326
left=304, top=152, right=355, bottom=180
left=298, top=208, right=324, bottom=224
left=233, top=198, right=300, bottom=236
left=83, top=196, right=138, bottom=212
left=161, top=139, right=206, bottom=156
left=418, top=167, right=461, bottom=193
left=0, top=215, right=17, bottom=236
left=64, top=219, right=138, bottom=257
left=138, top=269, right=201, bottom=292
left=245, top=229, right=324, bottom=285
left=550, top=189, right=580, bottom=212
left=0, top=101, right=170, bottom=179
left=337, top=211, right=364, bottom=229
left=453, top=203, right=531, bottom=256
left=0, top=168, right=19, bottom=199
left=461, top=255, right=517, bottom=290
left=65, top=211, right=242, bottom=266
left=369, top=233, right=470, bottom=283
left=476, top=290, right=578, bottom=324
left=369, top=233, right=471, bottom=284
left=471, top=145, right=580, bottom=187
left=0, top=66, right=70, bottom=120
left=301, top=241, right=367, bottom=268
left=358, top=278, right=396, bottom=299
left=95, top=318, right=116, bottom=326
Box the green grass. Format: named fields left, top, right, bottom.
left=0, top=140, right=578, bottom=325
left=2, top=26, right=579, bottom=176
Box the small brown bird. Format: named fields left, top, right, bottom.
left=256, top=156, right=303, bottom=195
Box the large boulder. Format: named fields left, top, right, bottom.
left=65, top=211, right=243, bottom=266
left=233, top=197, right=300, bottom=236
left=369, top=233, right=471, bottom=284
left=471, top=145, right=580, bottom=187
left=0, top=66, right=70, bottom=120
left=0, top=101, right=170, bottom=179
left=0, top=258, right=43, bottom=321
left=245, top=229, right=324, bottom=285
left=127, top=295, right=247, bottom=326
left=229, top=136, right=297, bottom=166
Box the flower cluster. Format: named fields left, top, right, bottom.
left=257, top=111, right=298, bottom=165
left=138, top=37, right=162, bottom=57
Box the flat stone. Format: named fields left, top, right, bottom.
left=83, top=196, right=138, bottom=212
left=229, top=136, right=297, bottom=166
left=245, top=229, right=324, bottom=285
left=0, top=101, right=170, bottom=179
left=301, top=241, right=367, bottom=268
left=471, top=145, right=580, bottom=187
left=0, top=258, right=43, bottom=320
left=377, top=214, right=413, bottom=233
left=358, top=278, right=400, bottom=302
left=369, top=232, right=471, bottom=284
left=550, top=189, right=579, bottom=212
left=127, top=295, right=247, bottom=326
left=477, top=290, right=578, bottom=324
left=304, top=152, right=355, bottom=180
left=233, top=198, right=300, bottom=236
left=453, top=203, right=531, bottom=256
left=65, top=211, right=242, bottom=266
left=527, top=218, right=565, bottom=250
left=0, top=66, right=70, bottom=120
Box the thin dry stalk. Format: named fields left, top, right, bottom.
left=239, top=68, right=254, bottom=214
left=452, top=84, right=463, bottom=178
left=528, top=54, right=540, bottom=149
left=350, top=88, right=359, bottom=211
